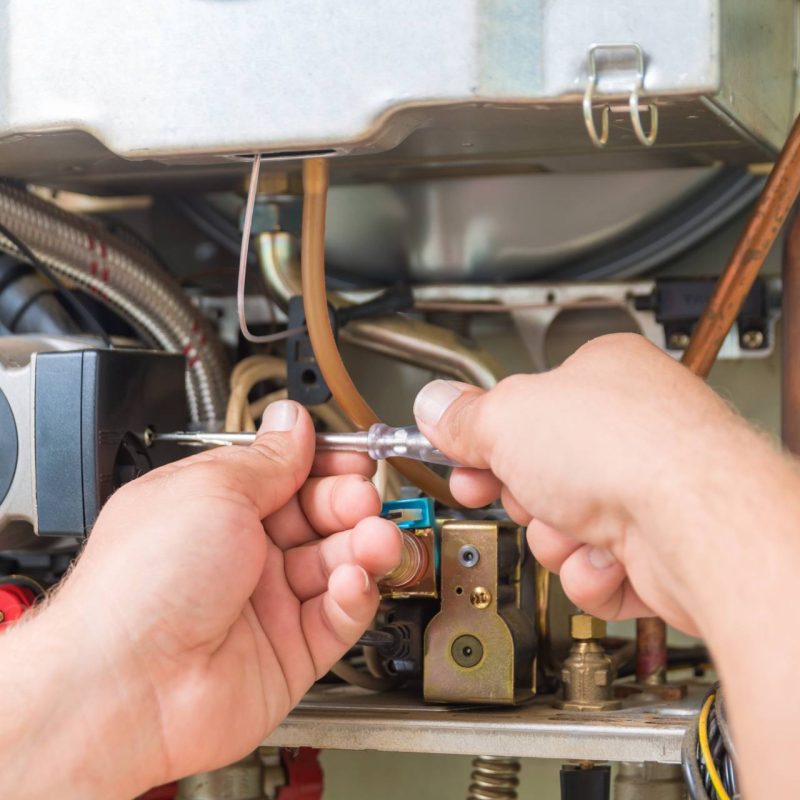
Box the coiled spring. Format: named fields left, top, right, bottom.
left=467, top=756, right=520, bottom=800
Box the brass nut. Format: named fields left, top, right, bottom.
left=570, top=614, right=606, bottom=640
left=470, top=587, right=492, bottom=609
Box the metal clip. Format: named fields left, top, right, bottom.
left=583, top=43, right=658, bottom=148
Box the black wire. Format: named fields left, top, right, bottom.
left=0, top=220, right=112, bottom=347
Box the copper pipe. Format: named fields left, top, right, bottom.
left=637, top=114, right=800, bottom=683
left=682, top=115, right=800, bottom=376
left=783, top=211, right=800, bottom=455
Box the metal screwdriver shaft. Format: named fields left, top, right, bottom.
left=149, top=424, right=461, bottom=467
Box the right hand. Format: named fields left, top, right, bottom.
left=413, top=333, right=766, bottom=636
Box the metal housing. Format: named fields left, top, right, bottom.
left=0, top=0, right=793, bottom=190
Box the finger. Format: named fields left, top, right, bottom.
left=449, top=468, right=502, bottom=508
left=558, top=544, right=654, bottom=620
left=263, top=473, right=381, bottom=550
left=501, top=486, right=532, bottom=526
left=311, top=451, right=377, bottom=478
left=526, top=520, right=582, bottom=574
left=112, top=399, right=316, bottom=527
left=300, top=564, right=380, bottom=676
left=285, top=517, right=402, bottom=601
left=299, top=475, right=382, bottom=536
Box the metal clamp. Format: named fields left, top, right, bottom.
left=583, top=43, right=658, bottom=148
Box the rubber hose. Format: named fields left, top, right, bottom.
left=300, top=158, right=457, bottom=507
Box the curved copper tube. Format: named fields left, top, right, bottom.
left=637, top=116, right=800, bottom=684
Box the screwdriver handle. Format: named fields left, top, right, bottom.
left=365, top=423, right=461, bottom=467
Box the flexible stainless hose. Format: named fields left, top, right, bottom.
left=467, top=756, right=521, bottom=800
left=0, top=182, right=227, bottom=423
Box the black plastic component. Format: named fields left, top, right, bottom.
left=377, top=599, right=438, bottom=679
left=0, top=387, right=17, bottom=506
left=34, top=349, right=189, bottom=536
left=0, top=256, right=80, bottom=336
left=559, top=764, right=611, bottom=800
left=634, top=277, right=769, bottom=351
left=286, top=296, right=333, bottom=406
left=335, top=285, right=414, bottom=326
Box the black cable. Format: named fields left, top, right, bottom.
left=0, top=221, right=112, bottom=347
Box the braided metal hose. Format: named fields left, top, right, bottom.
left=467, top=756, right=521, bottom=800
left=0, top=182, right=227, bottom=423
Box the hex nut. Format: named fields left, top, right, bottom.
left=570, top=613, right=606, bottom=640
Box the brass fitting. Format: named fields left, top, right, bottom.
left=570, top=613, right=606, bottom=640
left=555, top=614, right=621, bottom=711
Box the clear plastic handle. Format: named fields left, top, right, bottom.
left=366, top=423, right=461, bottom=467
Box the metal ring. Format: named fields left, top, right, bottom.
left=582, top=82, right=610, bottom=148
left=629, top=91, right=658, bottom=147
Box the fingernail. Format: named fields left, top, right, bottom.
left=414, top=380, right=464, bottom=426
left=357, top=566, right=372, bottom=593
left=260, top=400, right=298, bottom=432
left=587, top=546, right=617, bottom=570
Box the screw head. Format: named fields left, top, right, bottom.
left=458, top=544, right=480, bottom=568
left=451, top=634, right=484, bottom=668
left=741, top=329, right=765, bottom=350
left=470, top=586, right=492, bottom=609
left=668, top=331, right=691, bottom=350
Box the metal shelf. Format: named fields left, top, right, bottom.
left=265, top=684, right=704, bottom=764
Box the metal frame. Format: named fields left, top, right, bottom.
left=264, top=685, right=706, bottom=764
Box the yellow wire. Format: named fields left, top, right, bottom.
left=698, top=692, right=731, bottom=800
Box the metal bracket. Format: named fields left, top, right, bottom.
left=583, top=43, right=658, bottom=148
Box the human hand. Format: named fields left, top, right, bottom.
left=414, top=333, right=761, bottom=637
left=8, top=399, right=400, bottom=799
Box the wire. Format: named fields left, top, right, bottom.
left=236, top=155, right=304, bottom=344
left=698, top=692, right=731, bottom=800
left=413, top=298, right=630, bottom=314
left=0, top=220, right=112, bottom=347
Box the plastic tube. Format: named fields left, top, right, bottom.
left=300, top=158, right=457, bottom=507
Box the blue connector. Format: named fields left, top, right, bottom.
left=381, top=497, right=435, bottom=530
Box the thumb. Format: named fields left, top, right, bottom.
left=200, top=399, right=316, bottom=518
left=413, top=379, right=500, bottom=470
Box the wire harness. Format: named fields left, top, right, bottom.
left=682, top=683, right=740, bottom=800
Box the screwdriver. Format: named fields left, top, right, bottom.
left=147, top=423, right=462, bottom=467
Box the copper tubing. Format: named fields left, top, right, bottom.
left=300, top=158, right=457, bottom=507
left=783, top=211, right=800, bottom=454
left=682, top=114, right=800, bottom=376
left=634, top=116, right=800, bottom=683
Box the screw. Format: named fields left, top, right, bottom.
left=741, top=329, right=765, bottom=349
left=451, top=634, right=484, bottom=668
left=668, top=331, right=691, bottom=350
left=458, top=544, right=480, bottom=568
left=470, top=586, right=492, bottom=609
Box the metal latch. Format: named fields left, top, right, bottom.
left=583, top=42, right=658, bottom=148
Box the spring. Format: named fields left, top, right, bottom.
left=467, top=756, right=521, bottom=800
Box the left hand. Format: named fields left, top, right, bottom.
left=1, top=399, right=400, bottom=799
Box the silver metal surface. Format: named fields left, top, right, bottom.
left=0, top=0, right=793, bottom=190
left=263, top=684, right=704, bottom=764
left=325, top=169, right=718, bottom=282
